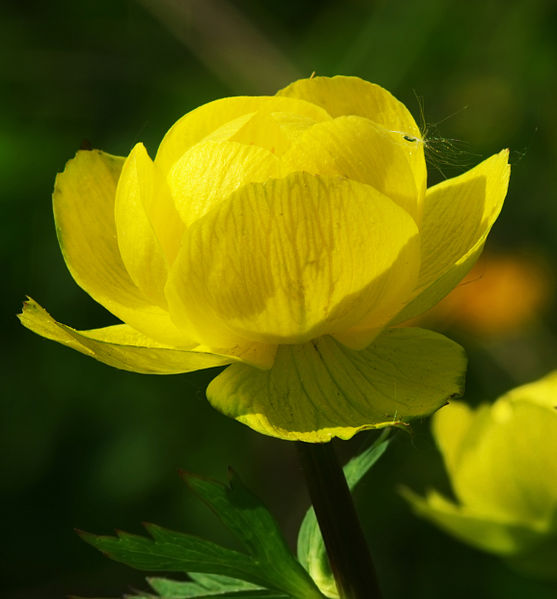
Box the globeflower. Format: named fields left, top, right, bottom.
left=404, top=371, right=557, bottom=579
left=19, top=76, right=509, bottom=441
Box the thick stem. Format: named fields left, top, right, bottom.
left=297, top=441, right=382, bottom=599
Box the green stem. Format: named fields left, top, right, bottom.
left=296, top=441, right=382, bottom=599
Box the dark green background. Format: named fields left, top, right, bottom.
left=2, top=1, right=557, bottom=597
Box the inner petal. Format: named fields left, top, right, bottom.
left=281, top=115, right=426, bottom=220
left=166, top=172, right=420, bottom=347
left=167, top=140, right=282, bottom=228
left=205, top=110, right=320, bottom=155
left=277, top=75, right=422, bottom=140
left=155, top=95, right=331, bottom=174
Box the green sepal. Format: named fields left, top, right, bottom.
left=296, top=431, right=391, bottom=597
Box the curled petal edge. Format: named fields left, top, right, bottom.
left=18, top=298, right=276, bottom=374
left=207, top=327, right=467, bottom=442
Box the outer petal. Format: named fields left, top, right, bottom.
left=281, top=115, right=426, bottom=220
left=115, top=143, right=183, bottom=306
left=277, top=75, right=422, bottom=139
left=499, top=370, right=557, bottom=409
left=167, top=140, right=282, bottom=227
left=18, top=298, right=233, bottom=374
left=394, top=150, right=510, bottom=323
left=166, top=173, right=420, bottom=348
left=431, top=401, right=478, bottom=479
left=206, top=328, right=466, bottom=442
left=155, top=96, right=330, bottom=174
left=448, top=399, right=557, bottom=523
left=53, top=149, right=193, bottom=347
left=403, top=488, right=547, bottom=556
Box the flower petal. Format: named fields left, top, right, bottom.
left=18, top=298, right=233, bottom=374
left=281, top=115, right=426, bottom=220
left=394, top=150, right=510, bottom=323
left=206, top=328, right=466, bottom=442
left=155, top=95, right=330, bottom=174
left=431, top=400, right=477, bottom=479
left=402, top=488, right=547, bottom=556
left=499, top=370, right=557, bottom=410
left=447, top=399, right=557, bottom=523
left=54, top=149, right=193, bottom=347
left=167, top=140, right=282, bottom=227
left=277, top=75, right=421, bottom=139
left=166, top=172, right=420, bottom=347
left=208, top=110, right=319, bottom=155
left=115, top=143, right=183, bottom=305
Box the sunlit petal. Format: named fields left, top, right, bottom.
left=207, top=328, right=466, bottom=441
left=18, top=298, right=233, bottom=374
left=167, top=172, right=420, bottom=347
left=394, top=150, right=510, bottom=323
left=281, top=115, right=426, bottom=220
left=155, top=95, right=330, bottom=173
left=53, top=149, right=192, bottom=346
left=277, top=75, right=421, bottom=138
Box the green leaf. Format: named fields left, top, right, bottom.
left=183, top=471, right=324, bottom=598
left=79, top=527, right=270, bottom=587
left=296, top=431, right=391, bottom=597
left=80, top=471, right=325, bottom=599
left=149, top=572, right=262, bottom=596
left=81, top=574, right=288, bottom=599
left=145, top=573, right=289, bottom=597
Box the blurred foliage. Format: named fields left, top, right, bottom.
left=2, top=0, right=556, bottom=597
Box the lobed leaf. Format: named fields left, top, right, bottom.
left=182, top=471, right=324, bottom=598
left=79, top=527, right=270, bottom=589
left=80, top=473, right=325, bottom=599
left=146, top=572, right=288, bottom=597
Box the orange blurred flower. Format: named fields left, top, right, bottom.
left=413, top=252, right=553, bottom=336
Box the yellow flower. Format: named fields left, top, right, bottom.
left=19, top=76, right=509, bottom=441
left=404, top=371, right=557, bottom=579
